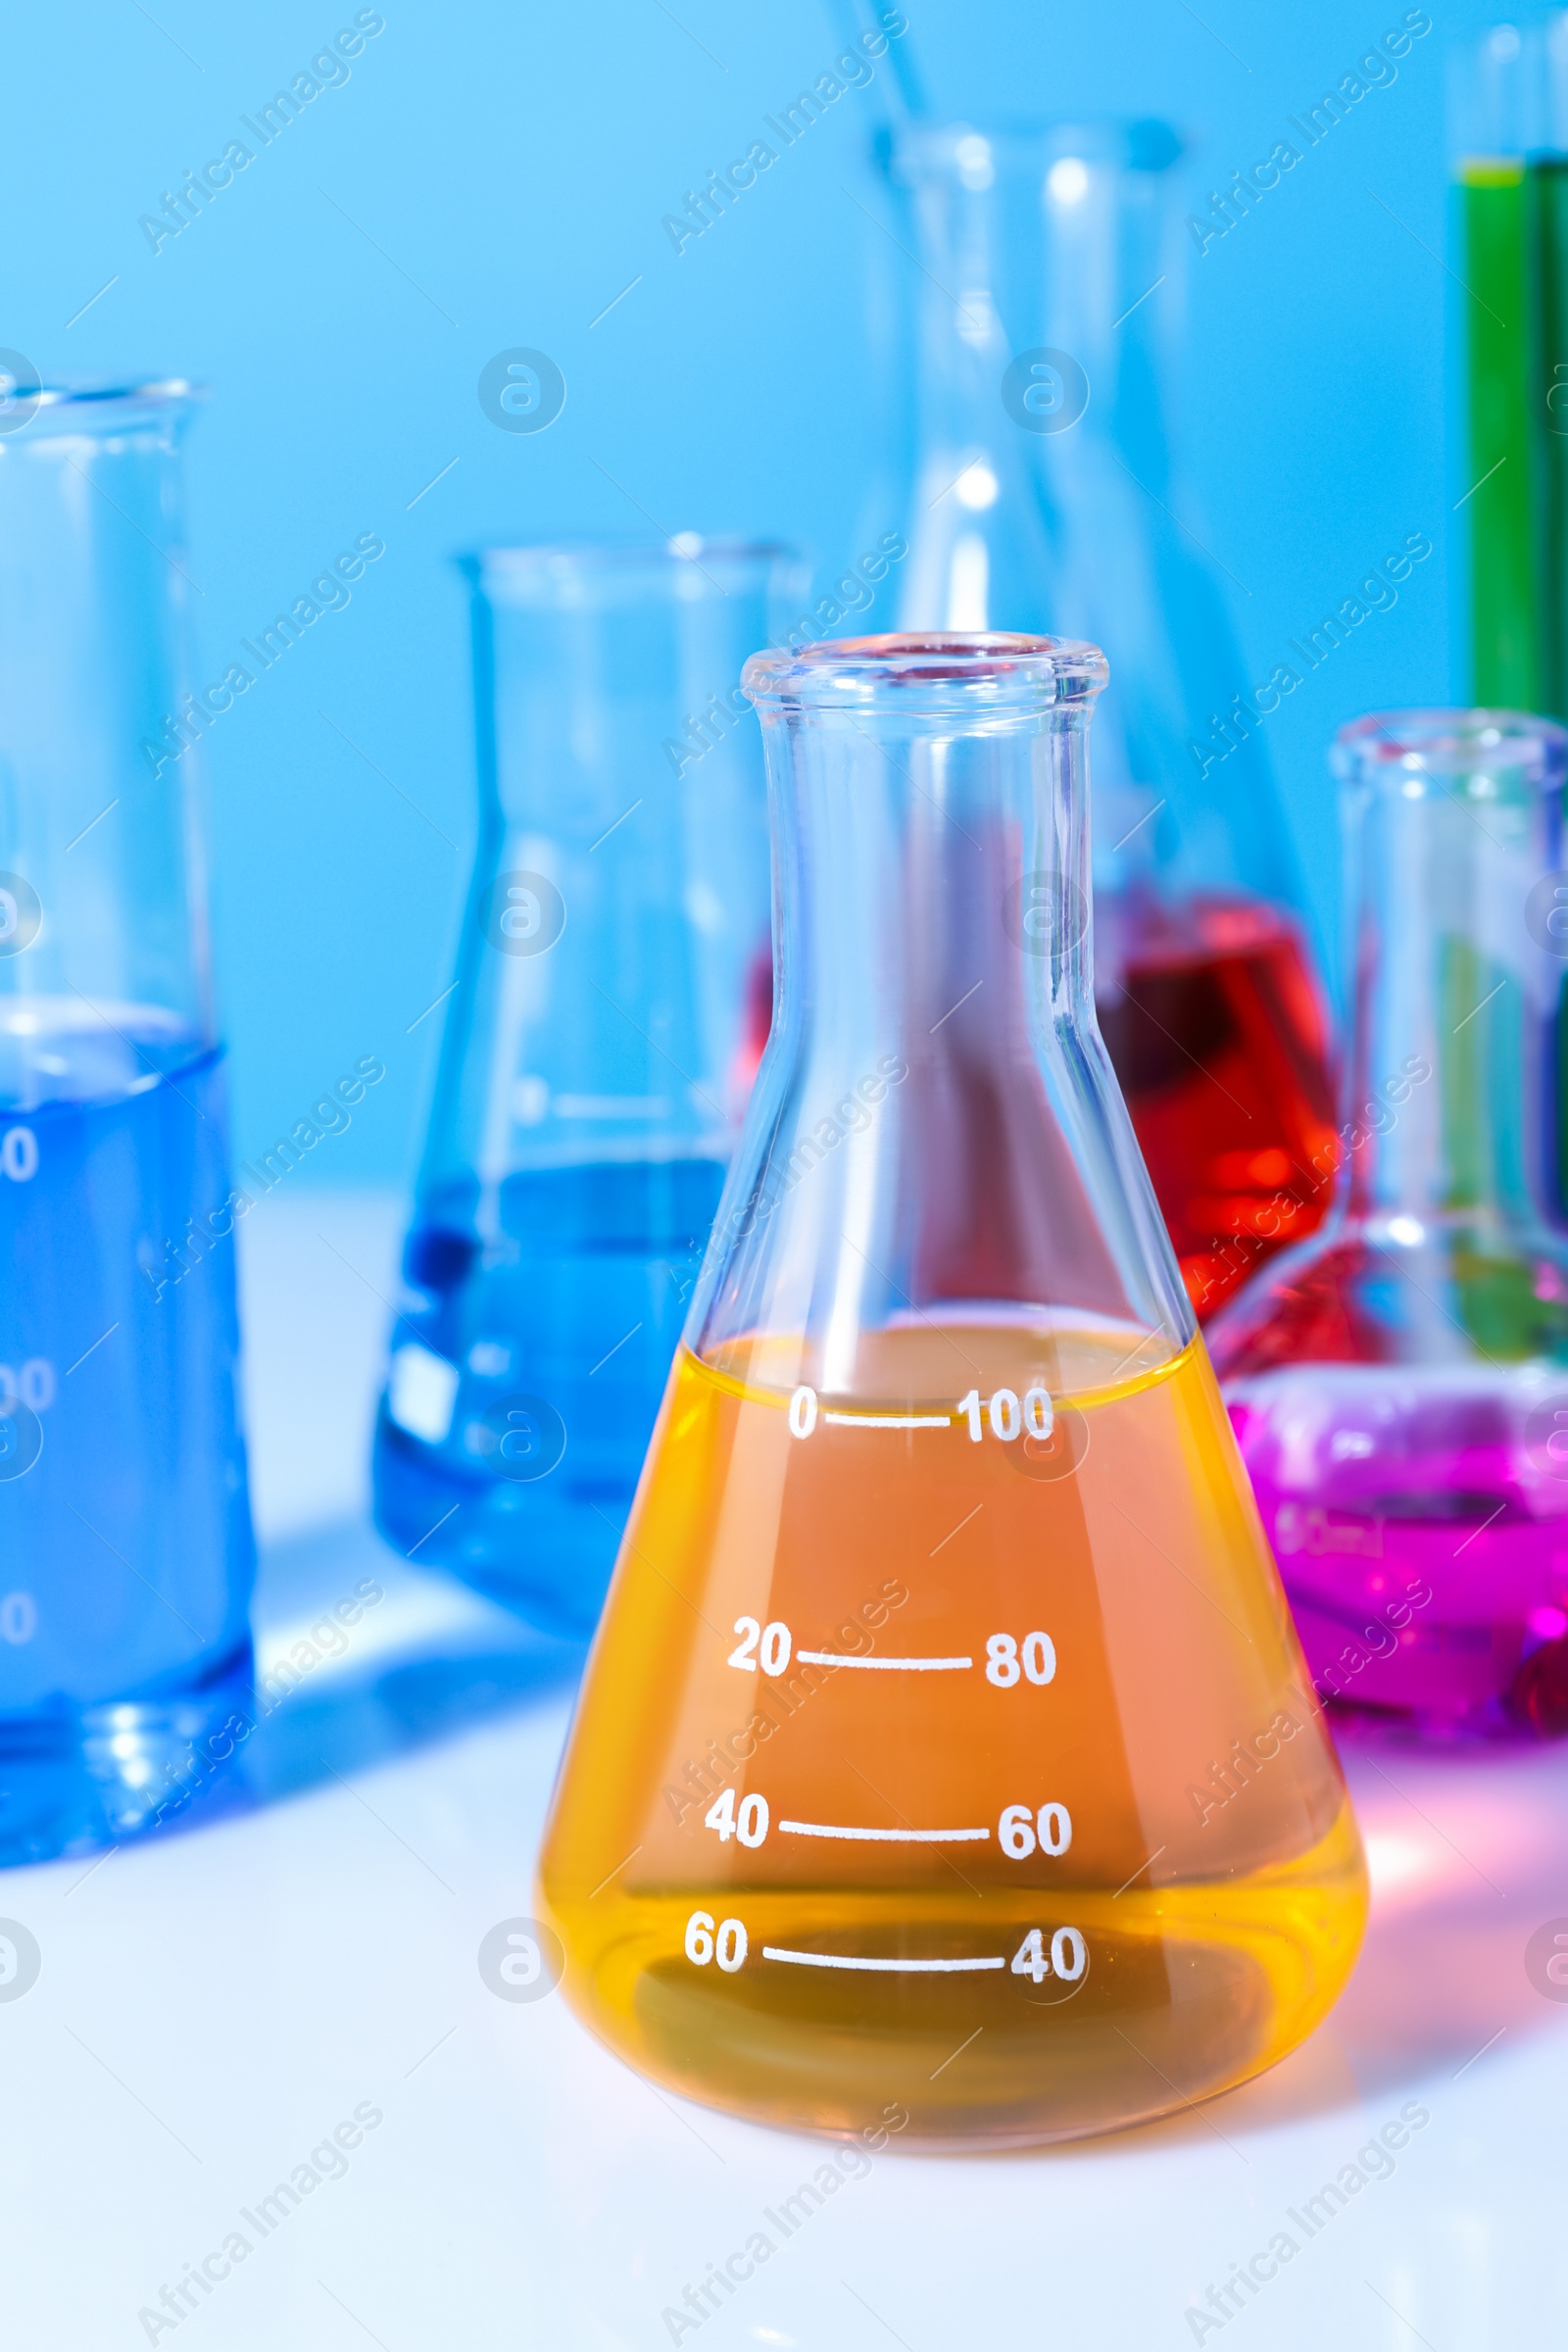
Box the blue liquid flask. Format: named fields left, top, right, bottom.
left=0, top=379, right=255, bottom=1862
left=373, top=540, right=803, bottom=1636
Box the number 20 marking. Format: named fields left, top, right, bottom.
left=728, top=1616, right=792, bottom=1676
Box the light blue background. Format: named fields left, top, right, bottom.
left=6, top=0, right=1501, bottom=1180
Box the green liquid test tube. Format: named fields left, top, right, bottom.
left=1531, top=154, right=1568, bottom=721
left=1459, top=159, right=1540, bottom=710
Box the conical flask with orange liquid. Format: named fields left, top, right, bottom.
left=536, top=634, right=1366, bottom=2147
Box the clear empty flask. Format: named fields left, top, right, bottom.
left=537, top=635, right=1366, bottom=2146
left=0, top=379, right=255, bottom=1862
left=373, top=542, right=799, bottom=1637
left=879, top=119, right=1337, bottom=1318
left=1210, top=710, right=1568, bottom=1734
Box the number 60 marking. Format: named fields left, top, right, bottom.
left=1000, top=1802, right=1072, bottom=1859
left=685, top=1911, right=748, bottom=1971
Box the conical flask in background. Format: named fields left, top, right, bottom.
left=881, top=120, right=1337, bottom=1320
left=1209, top=710, right=1568, bottom=1736
left=372, top=541, right=802, bottom=1639
left=536, top=634, right=1366, bottom=2148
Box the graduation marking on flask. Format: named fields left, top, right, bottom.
left=728, top=1614, right=973, bottom=1673
left=789, top=1383, right=1054, bottom=1445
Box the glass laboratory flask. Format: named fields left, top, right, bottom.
left=0, top=379, right=255, bottom=1864
left=880, top=120, right=1337, bottom=1320
left=1209, top=710, right=1568, bottom=1736
left=537, top=634, right=1366, bottom=2148
left=373, top=541, right=801, bottom=1639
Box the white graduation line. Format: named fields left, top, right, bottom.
left=777, top=1820, right=989, bottom=1842
left=793, top=1650, right=972, bottom=1671
left=820, top=1411, right=953, bottom=1430
left=762, top=1948, right=1005, bottom=1973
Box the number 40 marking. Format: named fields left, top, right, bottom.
left=1011, top=1927, right=1087, bottom=1984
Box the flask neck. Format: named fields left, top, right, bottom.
left=0, top=386, right=216, bottom=1080
left=703, top=637, right=1195, bottom=1369
left=1337, top=729, right=1562, bottom=1233
left=889, top=125, right=1180, bottom=473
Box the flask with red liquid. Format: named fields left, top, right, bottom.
left=875, top=118, right=1336, bottom=1314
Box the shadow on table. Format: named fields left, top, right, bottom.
left=197, top=1515, right=585, bottom=1828
left=1043, top=1721, right=1568, bottom=2165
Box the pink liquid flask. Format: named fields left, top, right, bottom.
left=1208, top=710, right=1568, bottom=1736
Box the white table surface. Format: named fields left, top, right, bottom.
left=5, top=1184, right=1566, bottom=2350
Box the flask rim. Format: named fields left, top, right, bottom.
left=884, top=116, right=1186, bottom=183
left=0, top=376, right=202, bottom=442
left=742, top=630, right=1107, bottom=713
left=1334, top=707, right=1568, bottom=783
left=461, top=536, right=799, bottom=588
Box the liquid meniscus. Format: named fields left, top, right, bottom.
left=537, top=1322, right=1367, bottom=2147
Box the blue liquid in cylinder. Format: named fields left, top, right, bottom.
left=373, top=1158, right=725, bottom=1636
left=0, top=1032, right=255, bottom=1861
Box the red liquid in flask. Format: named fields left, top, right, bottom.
left=1097, top=896, right=1337, bottom=1320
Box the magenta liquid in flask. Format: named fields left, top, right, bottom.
left=1208, top=710, right=1568, bottom=1734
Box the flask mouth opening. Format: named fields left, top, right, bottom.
left=463, top=537, right=807, bottom=606
left=1334, top=707, right=1568, bottom=786
left=0, top=375, right=202, bottom=443
left=884, top=117, right=1186, bottom=187
left=742, top=631, right=1107, bottom=714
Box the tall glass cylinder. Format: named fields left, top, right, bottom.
left=880, top=120, right=1336, bottom=1319
left=1450, top=12, right=1568, bottom=718
left=1209, top=710, right=1568, bottom=1734
left=0, top=379, right=255, bottom=1861
left=372, top=540, right=802, bottom=1638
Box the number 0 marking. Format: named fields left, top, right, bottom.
left=1, top=1127, right=37, bottom=1183
left=789, top=1385, right=818, bottom=1439
left=1051, top=1927, right=1087, bottom=1982
left=0, top=1592, right=36, bottom=1644
left=715, top=1919, right=747, bottom=1971
left=1021, top=1631, right=1056, bottom=1685
left=990, top=1388, right=1021, bottom=1442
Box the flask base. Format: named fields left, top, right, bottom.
left=0, top=1639, right=254, bottom=1866
left=539, top=1803, right=1367, bottom=2149
left=372, top=1418, right=621, bottom=1642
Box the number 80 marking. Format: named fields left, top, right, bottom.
left=986, top=1632, right=1055, bottom=1687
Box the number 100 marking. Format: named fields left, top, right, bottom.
left=958, top=1388, right=1053, bottom=1444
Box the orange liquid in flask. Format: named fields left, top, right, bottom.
left=537, top=1320, right=1367, bottom=2148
